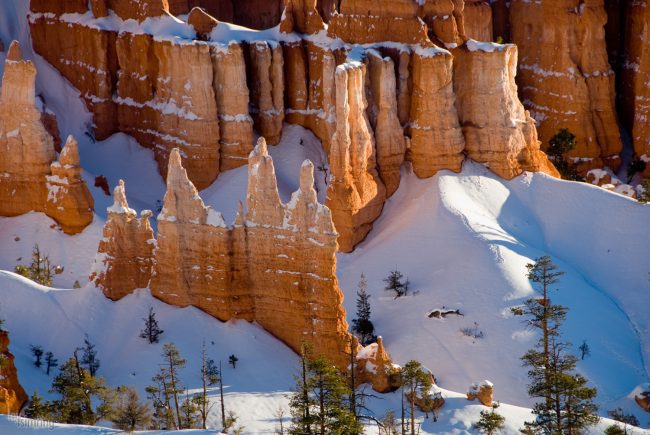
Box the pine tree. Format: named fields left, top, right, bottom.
left=473, top=406, right=505, bottom=434
left=15, top=244, right=60, bottom=286
left=180, top=392, right=199, bottom=429
left=289, top=348, right=362, bottom=435
left=140, top=307, right=164, bottom=344
left=45, top=351, right=58, bottom=375
left=111, top=386, right=152, bottom=431
left=30, top=345, right=44, bottom=368
left=80, top=335, right=100, bottom=377
left=384, top=269, right=410, bottom=299
left=401, top=360, right=432, bottom=435
left=24, top=391, right=50, bottom=420
left=229, top=354, right=239, bottom=368
left=194, top=342, right=216, bottom=429
left=516, top=257, right=599, bottom=433
left=352, top=273, right=376, bottom=345
left=48, top=352, right=114, bottom=425
left=608, top=407, right=639, bottom=434
left=547, top=128, right=580, bottom=180
left=578, top=340, right=590, bottom=360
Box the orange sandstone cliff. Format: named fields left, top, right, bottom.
left=0, top=41, right=94, bottom=234
left=0, top=330, right=28, bottom=414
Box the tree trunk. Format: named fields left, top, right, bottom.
left=168, top=354, right=182, bottom=429
left=220, top=360, right=226, bottom=429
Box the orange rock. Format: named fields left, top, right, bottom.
left=188, top=6, right=219, bottom=39
left=356, top=337, right=401, bottom=393
left=109, top=0, right=170, bottom=21
left=463, top=0, right=493, bottom=42
left=248, top=41, right=285, bottom=145
left=409, top=47, right=465, bottom=177
left=281, top=0, right=325, bottom=35
left=509, top=0, right=622, bottom=172
left=326, top=62, right=386, bottom=252
left=210, top=42, right=254, bottom=171
left=327, top=14, right=431, bottom=45
left=620, top=0, right=650, bottom=175
left=366, top=50, right=407, bottom=197
left=0, top=330, right=28, bottom=414
left=45, top=136, right=95, bottom=234
left=91, top=180, right=155, bottom=301
left=467, top=380, right=494, bottom=406
left=142, top=143, right=352, bottom=368
left=453, top=42, right=559, bottom=179
left=636, top=384, right=650, bottom=413
left=0, top=41, right=94, bottom=234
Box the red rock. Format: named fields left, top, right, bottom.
left=0, top=331, right=28, bottom=414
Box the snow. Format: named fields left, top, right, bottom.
left=0, top=0, right=649, bottom=432
left=466, top=39, right=506, bottom=53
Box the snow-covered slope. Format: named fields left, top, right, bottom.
left=0, top=0, right=649, bottom=432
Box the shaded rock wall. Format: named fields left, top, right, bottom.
left=508, top=0, right=623, bottom=173
left=0, top=331, right=28, bottom=415
left=0, top=41, right=94, bottom=234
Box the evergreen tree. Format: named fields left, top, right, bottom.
left=516, top=257, right=599, bottom=434
left=111, top=386, right=152, bottom=431
left=30, top=345, right=44, bottom=368
left=80, top=335, right=100, bottom=377
left=194, top=342, right=216, bottom=429
left=608, top=408, right=639, bottom=433
left=161, top=342, right=186, bottom=429
left=24, top=391, right=50, bottom=420
left=578, top=340, right=590, bottom=360
left=140, top=307, right=164, bottom=344
left=45, top=351, right=58, bottom=375
left=206, top=357, right=220, bottom=386
left=48, top=352, right=114, bottom=425
left=401, top=360, right=432, bottom=435
left=219, top=360, right=226, bottom=430
left=547, top=129, right=580, bottom=180
left=384, top=269, right=409, bottom=299
left=146, top=372, right=175, bottom=430
left=229, top=354, right=239, bottom=369
left=473, top=406, right=505, bottom=434
left=180, top=392, right=199, bottom=429
left=15, top=245, right=60, bottom=286
left=289, top=348, right=362, bottom=435
left=352, top=273, right=376, bottom=345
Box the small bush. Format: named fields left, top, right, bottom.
left=460, top=322, right=484, bottom=340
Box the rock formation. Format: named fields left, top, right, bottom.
left=636, top=384, right=650, bottom=413
left=30, top=0, right=564, bottom=252
left=467, top=380, right=494, bottom=407
left=355, top=336, right=401, bottom=393
left=620, top=0, right=650, bottom=176
left=326, top=63, right=386, bottom=252
left=0, top=330, right=28, bottom=414
left=453, top=41, right=559, bottom=179
left=366, top=50, right=407, bottom=197
left=0, top=41, right=93, bottom=234
left=509, top=0, right=622, bottom=173
left=90, top=180, right=155, bottom=300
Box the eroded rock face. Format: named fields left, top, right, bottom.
left=509, top=0, right=622, bottom=173
left=453, top=42, right=559, bottom=179
left=45, top=136, right=95, bottom=234
left=467, top=380, right=494, bottom=407
left=90, top=180, right=155, bottom=301
left=620, top=0, right=650, bottom=174
left=248, top=41, right=285, bottom=145
left=0, top=330, right=28, bottom=414
left=409, top=48, right=465, bottom=178
left=0, top=41, right=93, bottom=234
left=143, top=143, right=352, bottom=367
left=327, top=63, right=386, bottom=253
left=366, top=50, right=407, bottom=197
left=356, top=336, right=400, bottom=393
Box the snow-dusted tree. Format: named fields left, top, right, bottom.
left=15, top=244, right=60, bottom=286
left=384, top=269, right=409, bottom=299
left=473, top=406, right=505, bottom=434
left=24, top=390, right=50, bottom=420
left=111, top=386, right=151, bottom=431
left=229, top=354, right=239, bottom=368
left=180, top=392, right=199, bottom=429
left=147, top=343, right=186, bottom=430
left=193, top=342, right=216, bottom=429
left=606, top=408, right=639, bottom=434
left=140, top=307, right=164, bottom=344
left=401, top=360, right=432, bottom=435
left=352, top=273, right=376, bottom=345
left=80, top=335, right=100, bottom=377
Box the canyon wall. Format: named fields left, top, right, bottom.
left=0, top=330, right=27, bottom=414
left=30, top=0, right=560, bottom=253
left=0, top=41, right=94, bottom=234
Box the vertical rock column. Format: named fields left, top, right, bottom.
left=408, top=47, right=465, bottom=177
left=326, top=63, right=386, bottom=252
left=211, top=42, right=255, bottom=171
left=248, top=41, right=285, bottom=145
left=366, top=50, right=407, bottom=197
left=90, top=180, right=155, bottom=301
left=509, top=0, right=622, bottom=172
left=453, top=42, right=559, bottom=179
